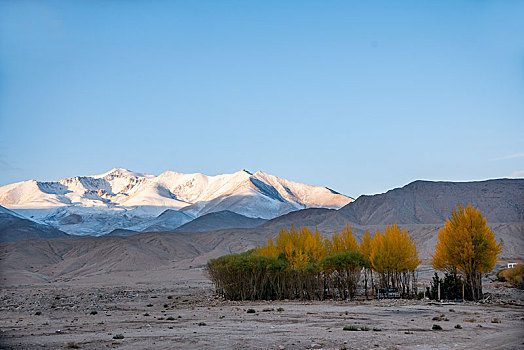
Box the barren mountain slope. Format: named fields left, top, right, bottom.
left=261, top=179, right=524, bottom=230
left=174, top=210, right=266, bottom=232
left=0, top=206, right=68, bottom=242
left=336, top=178, right=524, bottom=225
left=0, top=229, right=262, bottom=286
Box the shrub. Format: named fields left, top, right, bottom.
left=167, top=295, right=173, bottom=299
left=373, top=328, right=382, bottom=331
left=432, top=324, right=442, bottom=330
left=198, top=322, right=206, bottom=326
left=66, top=342, right=80, bottom=349
left=428, top=273, right=441, bottom=300
left=35, top=311, right=41, bottom=316
left=491, top=318, right=501, bottom=323
left=277, top=308, right=284, bottom=312
left=432, top=314, right=448, bottom=321
left=113, top=334, right=124, bottom=339
left=246, top=309, right=256, bottom=313
left=90, top=311, right=98, bottom=315
left=442, top=271, right=464, bottom=300
left=147, top=304, right=153, bottom=307
left=497, top=265, right=524, bottom=288
left=360, top=326, right=370, bottom=331
left=496, top=269, right=506, bottom=282
left=454, top=324, right=462, bottom=329
left=343, top=325, right=359, bottom=331
left=143, top=313, right=150, bottom=316
left=167, top=316, right=175, bottom=320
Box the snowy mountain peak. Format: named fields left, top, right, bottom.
left=93, top=167, right=152, bottom=179
left=0, top=168, right=354, bottom=236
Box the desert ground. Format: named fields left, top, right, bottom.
left=0, top=265, right=523, bottom=350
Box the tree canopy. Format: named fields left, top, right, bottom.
left=208, top=223, right=422, bottom=300
left=432, top=203, right=502, bottom=300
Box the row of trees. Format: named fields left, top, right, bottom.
left=206, top=249, right=365, bottom=300
left=208, top=204, right=503, bottom=301
left=207, top=223, right=421, bottom=300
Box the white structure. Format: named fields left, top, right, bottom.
left=507, top=263, right=517, bottom=269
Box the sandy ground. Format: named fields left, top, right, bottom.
left=0, top=269, right=523, bottom=350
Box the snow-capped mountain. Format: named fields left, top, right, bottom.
left=0, top=168, right=353, bottom=235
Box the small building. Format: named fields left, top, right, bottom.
left=507, top=262, right=518, bottom=269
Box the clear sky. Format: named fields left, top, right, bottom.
left=0, top=1, right=523, bottom=197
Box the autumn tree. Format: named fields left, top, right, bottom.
left=370, top=223, right=420, bottom=297
left=326, top=223, right=359, bottom=254
left=432, top=204, right=502, bottom=300
left=271, top=226, right=328, bottom=269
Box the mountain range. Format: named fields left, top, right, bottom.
left=0, top=176, right=522, bottom=285
left=0, top=168, right=352, bottom=236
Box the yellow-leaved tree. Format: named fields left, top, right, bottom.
left=432, top=204, right=502, bottom=300
left=370, top=224, right=420, bottom=296
left=257, top=226, right=328, bottom=269
left=326, top=223, right=359, bottom=254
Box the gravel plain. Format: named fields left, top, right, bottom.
left=0, top=269, right=522, bottom=350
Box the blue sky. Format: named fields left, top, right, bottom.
left=0, top=1, right=523, bottom=197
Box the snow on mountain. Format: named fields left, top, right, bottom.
left=0, top=168, right=353, bottom=235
